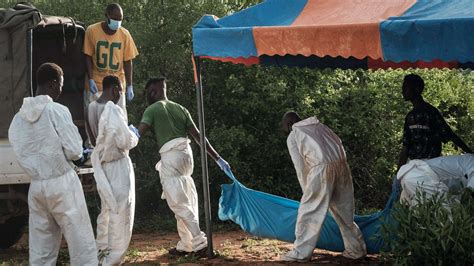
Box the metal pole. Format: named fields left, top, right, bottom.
left=193, top=56, right=213, bottom=258
left=27, top=29, right=33, bottom=96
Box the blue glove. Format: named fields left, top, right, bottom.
left=216, top=158, right=231, bottom=173
left=89, top=79, right=98, bottom=94
left=129, top=124, right=140, bottom=138
left=126, top=85, right=134, bottom=101
left=83, top=148, right=93, bottom=156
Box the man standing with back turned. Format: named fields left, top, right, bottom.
left=89, top=75, right=139, bottom=265
left=280, top=111, right=366, bottom=262
left=138, top=78, right=231, bottom=257
left=83, top=3, right=138, bottom=114
left=8, top=63, right=97, bottom=265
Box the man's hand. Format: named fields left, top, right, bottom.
left=216, top=157, right=231, bottom=173
left=89, top=79, right=98, bottom=94
left=73, top=155, right=85, bottom=167
left=83, top=148, right=93, bottom=157
left=129, top=124, right=140, bottom=138
left=126, top=85, right=134, bottom=101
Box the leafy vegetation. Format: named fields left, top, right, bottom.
left=381, top=189, right=474, bottom=265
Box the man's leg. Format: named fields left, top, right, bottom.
left=186, top=177, right=207, bottom=252
left=102, top=157, right=135, bottom=265
left=162, top=176, right=207, bottom=253
left=51, top=171, right=98, bottom=266
left=28, top=181, right=62, bottom=266
left=96, top=199, right=110, bottom=251
left=329, top=163, right=366, bottom=259
left=282, top=165, right=332, bottom=261
left=103, top=203, right=133, bottom=265
left=175, top=215, right=193, bottom=252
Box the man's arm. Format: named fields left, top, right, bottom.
left=51, top=106, right=83, bottom=161
left=450, top=134, right=472, bottom=154
left=110, top=105, right=138, bottom=151
left=288, top=131, right=306, bottom=188
left=84, top=107, right=96, bottom=147
left=124, top=60, right=133, bottom=87
left=187, top=125, right=220, bottom=161
left=138, top=122, right=150, bottom=138
left=434, top=109, right=472, bottom=154
left=85, top=55, right=94, bottom=80
left=398, top=114, right=411, bottom=171
left=397, top=146, right=409, bottom=171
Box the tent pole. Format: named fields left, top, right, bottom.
left=193, top=55, right=213, bottom=258
left=27, top=29, right=33, bottom=96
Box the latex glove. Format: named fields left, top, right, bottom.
left=129, top=124, right=140, bottom=138
left=83, top=148, right=93, bottom=156
left=126, top=85, right=134, bottom=101
left=216, top=157, right=231, bottom=173
left=89, top=79, right=98, bottom=94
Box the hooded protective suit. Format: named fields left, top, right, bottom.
left=156, top=137, right=207, bottom=253
left=398, top=154, right=474, bottom=206
left=91, top=101, right=138, bottom=265
left=8, top=95, right=97, bottom=266
left=284, top=117, right=366, bottom=261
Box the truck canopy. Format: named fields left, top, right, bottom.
left=0, top=3, right=40, bottom=137
left=0, top=3, right=86, bottom=138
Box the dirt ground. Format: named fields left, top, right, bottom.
left=0, top=230, right=380, bottom=265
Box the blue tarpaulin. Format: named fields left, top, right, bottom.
left=219, top=170, right=399, bottom=254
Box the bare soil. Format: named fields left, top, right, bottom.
left=0, top=230, right=381, bottom=265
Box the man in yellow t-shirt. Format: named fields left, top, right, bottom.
left=83, top=3, right=138, bottom=113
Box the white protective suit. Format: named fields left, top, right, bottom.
left=397, top=154, right=474, bottom=206
left=8, top=95, right=97, bottom=266
left=91, top=101, right=138, bottom=265
left=284, top=117, right=366, bottom=261
left=156, top=137, right=207, bottom=252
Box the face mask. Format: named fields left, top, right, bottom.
left=107, top=18, right=122, bottom=31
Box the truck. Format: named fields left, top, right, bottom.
left=0, top=3, right=93, bottom=249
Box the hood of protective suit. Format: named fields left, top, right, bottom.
left=18, top=95, right=52, bottom=123
left=292, top=116, right=320, bottom=129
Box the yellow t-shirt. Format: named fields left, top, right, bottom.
left=83, top=22, right=138, bottom=92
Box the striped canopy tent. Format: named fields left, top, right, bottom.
left=193, top=0, right=474, bottom=69
left=189, top=0, right=474, bottom=257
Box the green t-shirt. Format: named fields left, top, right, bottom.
left=140, top=100, right=195, bottom=148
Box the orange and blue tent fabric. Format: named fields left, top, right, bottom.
left=192, top=0, right=474, bottom=69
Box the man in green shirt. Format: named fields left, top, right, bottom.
left=138, top=77, right=230, bottom=256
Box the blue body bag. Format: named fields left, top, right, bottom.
left=218, top=171, right=399, bottom=254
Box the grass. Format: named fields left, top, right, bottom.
left=172, top=253, right=201, bottom=264
left=0, top=260, right=28, bottom=266
left=126, top=248, right=141, bottom=259
left=240, top=237, right=286, bottom=260
left=215, top=239, right=235, bottom=261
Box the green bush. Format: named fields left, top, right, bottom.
left=381, top=189, right=474, bottom=265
